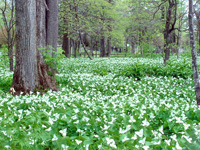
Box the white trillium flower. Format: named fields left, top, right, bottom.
left=131, top=134, right=137, bottom=140
left=61, top=144, right=69, bottom=150
left=142, top=118, right=150, bottom=126
left=135, top=129, right=143, bottom=137
left=176, top=142, right=182, bottom=150
left=139, top=137, right=146, bottom=145
left=122, top=136, right=129, bottom=142
left=59, top=128, right=67, bottom=137
left=106, top=138, right=117, bottom=149
left=75, top=139, right=82, bottom=145
left=182, top=135, right=192, bottom=143
left=143, top=145, right=149, bottom=150
left=158, top=125, right=164, bottom=134
left=45, top=127, right=51, bottom=131
left=52, top=134, right=58, bottom=141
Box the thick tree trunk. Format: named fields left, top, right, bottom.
left=106, top=37, right=111, bottom=57
left=62, top=33, right=71, bottom=57
left=11, top=0, right=57, bottom=95
left=46, top=0, right=58, bottom=74
left=189, top=0, right=200, bottom=106
left=100, top=36, right=106, bottom=57
left=46, top=0, right=58, bottom=53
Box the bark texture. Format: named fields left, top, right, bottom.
left=100, top=36, right=106, bottom=57
left=62, top=33, right=71, bottom=57
left=163, top=0, right=177, bottom=65
left=189, top=0, right=200, bottom=106
left=11, top=0, right=57, bottom=95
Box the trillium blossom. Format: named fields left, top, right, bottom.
left=139, top=137, right=146, bottom=145
left=106, top=138, right=117, bottom=149
left=122, top=136, right=129, bottom=142
left=59, top=128, right=67, bottom=137
left=142, top=118, right=150, bottom=126
left=158, top=125, right=164, bottom=134
left=131, top=134, right=137, bottom=140
left=143, top=145, right=149, bottom=150
left=61, top=144, right=69, bottom=150
left=75, top=139, right=82, bottom=145
left=135, top=129, right=143, bottom=137
left=52, top=134, right=58, bottom=141
left=176, top=142, right=182, bottom=150
left=182, top=135, right=192, bottom=143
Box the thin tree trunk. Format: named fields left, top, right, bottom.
left=189, top=0, right=200, bottom=106
left=131, top=40, right=135, bottom=54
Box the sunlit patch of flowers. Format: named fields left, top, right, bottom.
left=0, top=57, right=200, bottom=149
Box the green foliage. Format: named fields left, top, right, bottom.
left=40, top=46, right=65, bottom=73
left=0, top=45, right=9, bottom=69
left=0, top=57, right=200, bottom=149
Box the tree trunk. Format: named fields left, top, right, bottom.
left=46, top=0, right=58, bottom=53
left=106, top=37, right=111, bottom=57
left=11, top=0, right=57, bottom=95
left=189, top=0, right=200, bottom=106
left=62, top=33, right=71, bottom=58
left=46, top=0, right=58, bottom=74
left=194, top=10, right=200, bottom=53
left=163, top=0, right=177, bottom=65
left=100, top=36, right=106, bottom=57
left=131, top=40, right=135, bottom=54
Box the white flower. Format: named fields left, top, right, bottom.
left=183, top=123, right=190, bottom=130
left=49, top=117, right=54, bottom=125
left=122, top=136, right=129, bottom=142
left=45, top=127, right=52, bottom=131
left=143, top=145, right=149, bottom=150
left=94, top=135, right=99, bottom=138
left=129, top=116, right=136, bottom=123
left=171, top=134, right=177, bottom=142
left=59, top=128, right=67, bottom=137
left=52, top=134, right=58, bottom=141
left=131, top=134, right=137, bottom=140
left=142, top=118, right=150, bottom=126
left=106, top=137, right=117, bottom=149
left=75, top=139, right=82, bottom=145
left=139, top=137, right=146, bottom=145
left=158, top=125, right=164, bottom=134
left=74, top=108, right=79, bottom=113
left=98, top=144, right=102, bottom=149
left=135, top=129, right=143, bottom=137
left=176, top=142, right=182, bottom=150
left=42, top=124, right=47, bottom=128
left=5, top=145, right=10, bottom=149
left=153, top=140, right=161, bottom=145
left=175, top=117, right=183, bottom=124
left=182, top=135, right=192, bottom=143
left=71, top=115, right=77, bottom=120
left=61, top=144, right=69, bottom=150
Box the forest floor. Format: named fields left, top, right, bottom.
left=0, top=57, right=200, bottom=149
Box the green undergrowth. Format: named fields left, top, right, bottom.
left=57, top=57, right=192, bottom=83
left=1, top=57, right=200, bottom=149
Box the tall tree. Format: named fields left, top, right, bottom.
left=163, top=0, right=177, bottom=65
left=0, top=0, right=15, bottom=71
left=189, top=0, right=200, bottom=106
left=11, top=0, right=58, bottom=95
